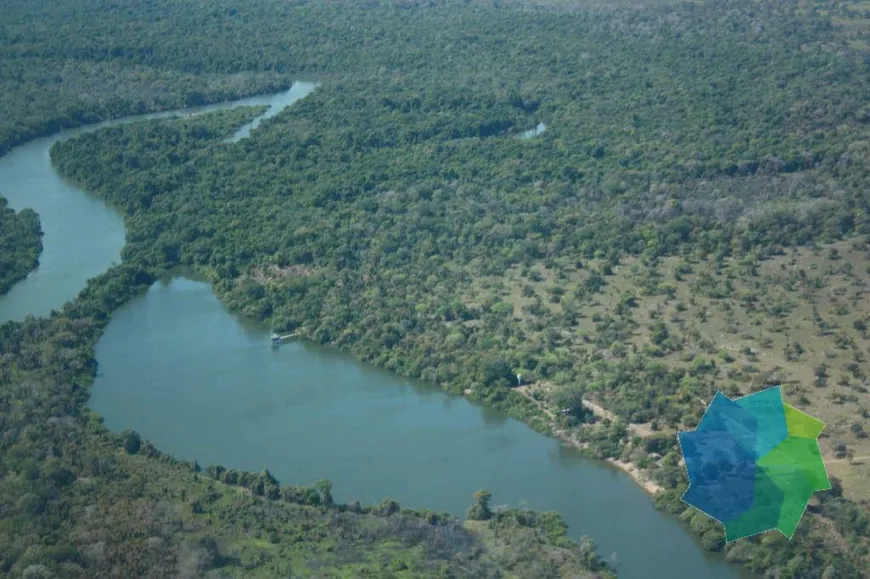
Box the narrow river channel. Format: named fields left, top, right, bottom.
left=0, top=82, right=750, bottom=579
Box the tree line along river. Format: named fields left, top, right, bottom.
left=0, top=82, right=749, bottom=579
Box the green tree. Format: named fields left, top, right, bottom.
left=122, top=430, right=141, bottom=455
left=467, top=490, right=493, bottom=521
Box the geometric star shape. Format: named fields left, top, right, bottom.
left=783, top=403, right=826, bottom=439
left=757, top=436, right=830, bottom=538
left=679, top=393, right=759, bottom=523
left=734, top=385, right=789, bottom=460
left=678, top=386, right=829, bottom=542
left=719, top=467, right=784, bottom=542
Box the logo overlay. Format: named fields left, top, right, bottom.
left=678, top=386, right=829, bottom=542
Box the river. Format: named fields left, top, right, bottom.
left=0, top=82, right=749, bottom=579
left=0, top=81, right=316, bottom=323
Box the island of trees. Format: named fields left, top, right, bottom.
left=0, top=196, right=42, bottom=294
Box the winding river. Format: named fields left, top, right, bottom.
left=0, top=82, right=749, bottom=579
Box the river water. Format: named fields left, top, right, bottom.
left=0, top=82, right=748, bottom=579
left=0, top=81, right=316, bottom=323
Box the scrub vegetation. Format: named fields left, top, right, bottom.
left=4, top=0, right=870, bottom=577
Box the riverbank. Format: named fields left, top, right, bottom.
left=0, top=296, right=616, bottom=578
left=577, top=399, right=664, bottom=495
left=88, top=272, right=742, bottom=579
left=8, top=0, right=870, bottom=574
left=39, top=81, right=868, bottom=577
left=512, top=384, right=664, bottom=495
left=0, top=196, right=43, bottom=296
left=554, top=428, right=663, bottom=496
left=0, top=200, right=617, bottom=579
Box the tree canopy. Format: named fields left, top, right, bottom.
left=4, top=0, right=870, bottom=576
left=0, top=196, right=42, bottom=294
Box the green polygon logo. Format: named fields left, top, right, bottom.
left=678, top=385, right=830, bottom=541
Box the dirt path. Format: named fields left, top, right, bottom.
left=828, top=455, right=870, bottom=463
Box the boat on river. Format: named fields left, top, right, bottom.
left=271, top=331, right=301, bottom=347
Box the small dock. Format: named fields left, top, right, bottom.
left=271, top=331, right=301, bottom=346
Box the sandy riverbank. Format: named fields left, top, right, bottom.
left=549, top=425, right=665, bottom=495
left=514, top=384, right=665, bottom=495
left=605, top=457, right=663, bottom=495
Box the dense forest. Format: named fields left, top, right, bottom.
left=0, top=196, right=42, bottom=294
left=5, top=0, right=870, bottom=576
